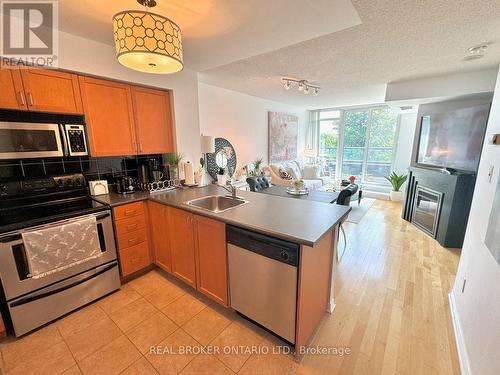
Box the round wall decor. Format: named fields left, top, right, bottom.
left=206, top=137, right=237, bottom=181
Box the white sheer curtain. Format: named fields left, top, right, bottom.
left=306, top=110, right=320, bottom=152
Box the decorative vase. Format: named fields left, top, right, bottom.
left=169, top=165, right=179, bottom=180
left=194, top=169, right=205, bottom=186
left=390, top=190, right=404, bottom=201
left=292, top=180, right=304, bottom=191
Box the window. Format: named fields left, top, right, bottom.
left=366, top=108, right=398, bottom=180
left=316, top=106, right=399, bottom=184
left=318, top=111, right=341, bottom=179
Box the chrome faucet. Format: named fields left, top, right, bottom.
left=221, top=182, right=238, bottom=199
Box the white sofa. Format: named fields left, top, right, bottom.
left=264, top=160, right=329, bottom=190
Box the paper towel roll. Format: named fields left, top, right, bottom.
left=184, top=161, right=195, bottom=185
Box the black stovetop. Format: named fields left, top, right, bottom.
left=0, top=174, right=109, bottom=234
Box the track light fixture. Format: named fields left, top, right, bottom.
left=281, top=78, right=320, bottom=96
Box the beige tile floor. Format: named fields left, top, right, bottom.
left=0, top=269, right=295, bottom=375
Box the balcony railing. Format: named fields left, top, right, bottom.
left=319, top=146, right=394, bottom=181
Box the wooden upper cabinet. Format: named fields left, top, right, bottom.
left=0, top=64, right=27, bottom=110
left=148, top=201, right=172, bottom=273
left=131, top=86, right=174, bottom=154
left=79, top=76, right=137, bottom=156
left=20, top=68, right=83, bottom=114
left=168, top=207, right=196, bottom=288
left=194, top=215, right=228, bottom=306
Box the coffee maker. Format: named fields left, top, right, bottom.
left=138, top=158, right=168, bottom=185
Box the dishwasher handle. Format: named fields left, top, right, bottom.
left=226, top=225, right=299, bottom=267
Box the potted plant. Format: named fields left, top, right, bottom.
left=292, top=178, right=305, bottom=191
left=253, top=158, right=264, bottom=176
left=385, top=172, right=408, bottom=201
left=163, top=152, right=183, bottom=180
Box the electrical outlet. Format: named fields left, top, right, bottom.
left=488, top=165, right=494, bottom=183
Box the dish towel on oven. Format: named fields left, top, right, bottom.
left=22, top=216, right=102, bottom=279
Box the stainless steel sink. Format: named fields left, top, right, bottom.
left=185, top=195, right=248, bottom=213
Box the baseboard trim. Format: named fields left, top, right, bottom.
left=448, top=292, right=471, bottom=375
left=327, top=298, right=336, bottom=314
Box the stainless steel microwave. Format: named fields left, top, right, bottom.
left=0, top=122, right=88, bottom=160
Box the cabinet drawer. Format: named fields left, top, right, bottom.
left=115, top=215, right=146, bottom=237
left=114, top=202, right=145, bottom=220
left=120, top=242, right=151, bottom=276
left=117, top=227, right=148, bottom=250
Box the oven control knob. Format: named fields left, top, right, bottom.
left=280, top=251, right=290, bottom=261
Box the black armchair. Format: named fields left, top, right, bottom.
left=246, top=176, right=270, bottom=192
left=336, top=183, right=359, bottom=206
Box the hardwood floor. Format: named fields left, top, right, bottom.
left=298, top=200, right=461, bottom=375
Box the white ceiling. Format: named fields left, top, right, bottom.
left=58, top=0, right=361, bottom=71
left=59, top=0, right=500, bottom=109
left=199, top=0, right=500, bottom=109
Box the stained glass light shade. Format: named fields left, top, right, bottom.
left=113, top=10, right=183, bottom=74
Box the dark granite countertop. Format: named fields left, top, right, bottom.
left=92, top=185, right=350, bottom=246
left=92, top=190, right=150, bottom=207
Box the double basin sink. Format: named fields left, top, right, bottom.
left=185, top=195, right=248, bottom=213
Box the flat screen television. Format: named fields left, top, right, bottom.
left=417, top=104, right=490, bottom=173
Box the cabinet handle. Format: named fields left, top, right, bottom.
left=126, top=224, right=138, bottom=230
left=18, top=91, right=26, bottom=106
left=27, top=92, right=34, bottom=106
left=125, top=210, right=136, bottom=216
left=128, top=237, right=138, bottom=244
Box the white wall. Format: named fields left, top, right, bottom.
left=450, top=67, right=500, bottom=375
left=57, top=31, right=201, bottom=164
left=198, top=83, right=309, bottom=167
left=385, top=68, right=498, bottom=103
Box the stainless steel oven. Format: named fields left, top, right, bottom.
left=0, top=122, right=88, bottom=160
left=0, top=210, right=119, bottom=336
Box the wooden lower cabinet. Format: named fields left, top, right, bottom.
left=148, top=203, right=228, bottom=305
left=120, top=242, right=151, bottom=276
left=113, top=202, right=152, bottom=277
left=148, top=201, right=172, bottom=273
left=194, top=215, right=228, bottom=306
left=168, top=207, right=197, bottom=288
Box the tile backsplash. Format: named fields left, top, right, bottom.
left=0, top=154, right=163, bottom=183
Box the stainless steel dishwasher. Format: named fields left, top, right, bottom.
left=227, top=225, right=299, bottom=344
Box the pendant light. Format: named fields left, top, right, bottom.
left=112, top=0, right=183, bottom=74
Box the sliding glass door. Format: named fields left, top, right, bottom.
left=342, top=110, right=369, bottom=179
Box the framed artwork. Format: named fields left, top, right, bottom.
left=485, top=176, right=500, bottom=266
left=268, top=112, right=298, bottom=162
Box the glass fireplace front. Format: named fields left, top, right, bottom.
left=412, top=186, right=443, bottom=238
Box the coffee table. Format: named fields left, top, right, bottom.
left=259, top=185, right=339, bottom=204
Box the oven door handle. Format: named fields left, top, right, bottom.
left=10, top=262, right=118, bottom=307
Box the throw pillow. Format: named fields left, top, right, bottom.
left=302, top=165, right=321, bottom=179
left=278, top=166, right=292, bottom=180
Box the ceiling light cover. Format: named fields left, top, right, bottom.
left=113, top=10, right=183, bottom=74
